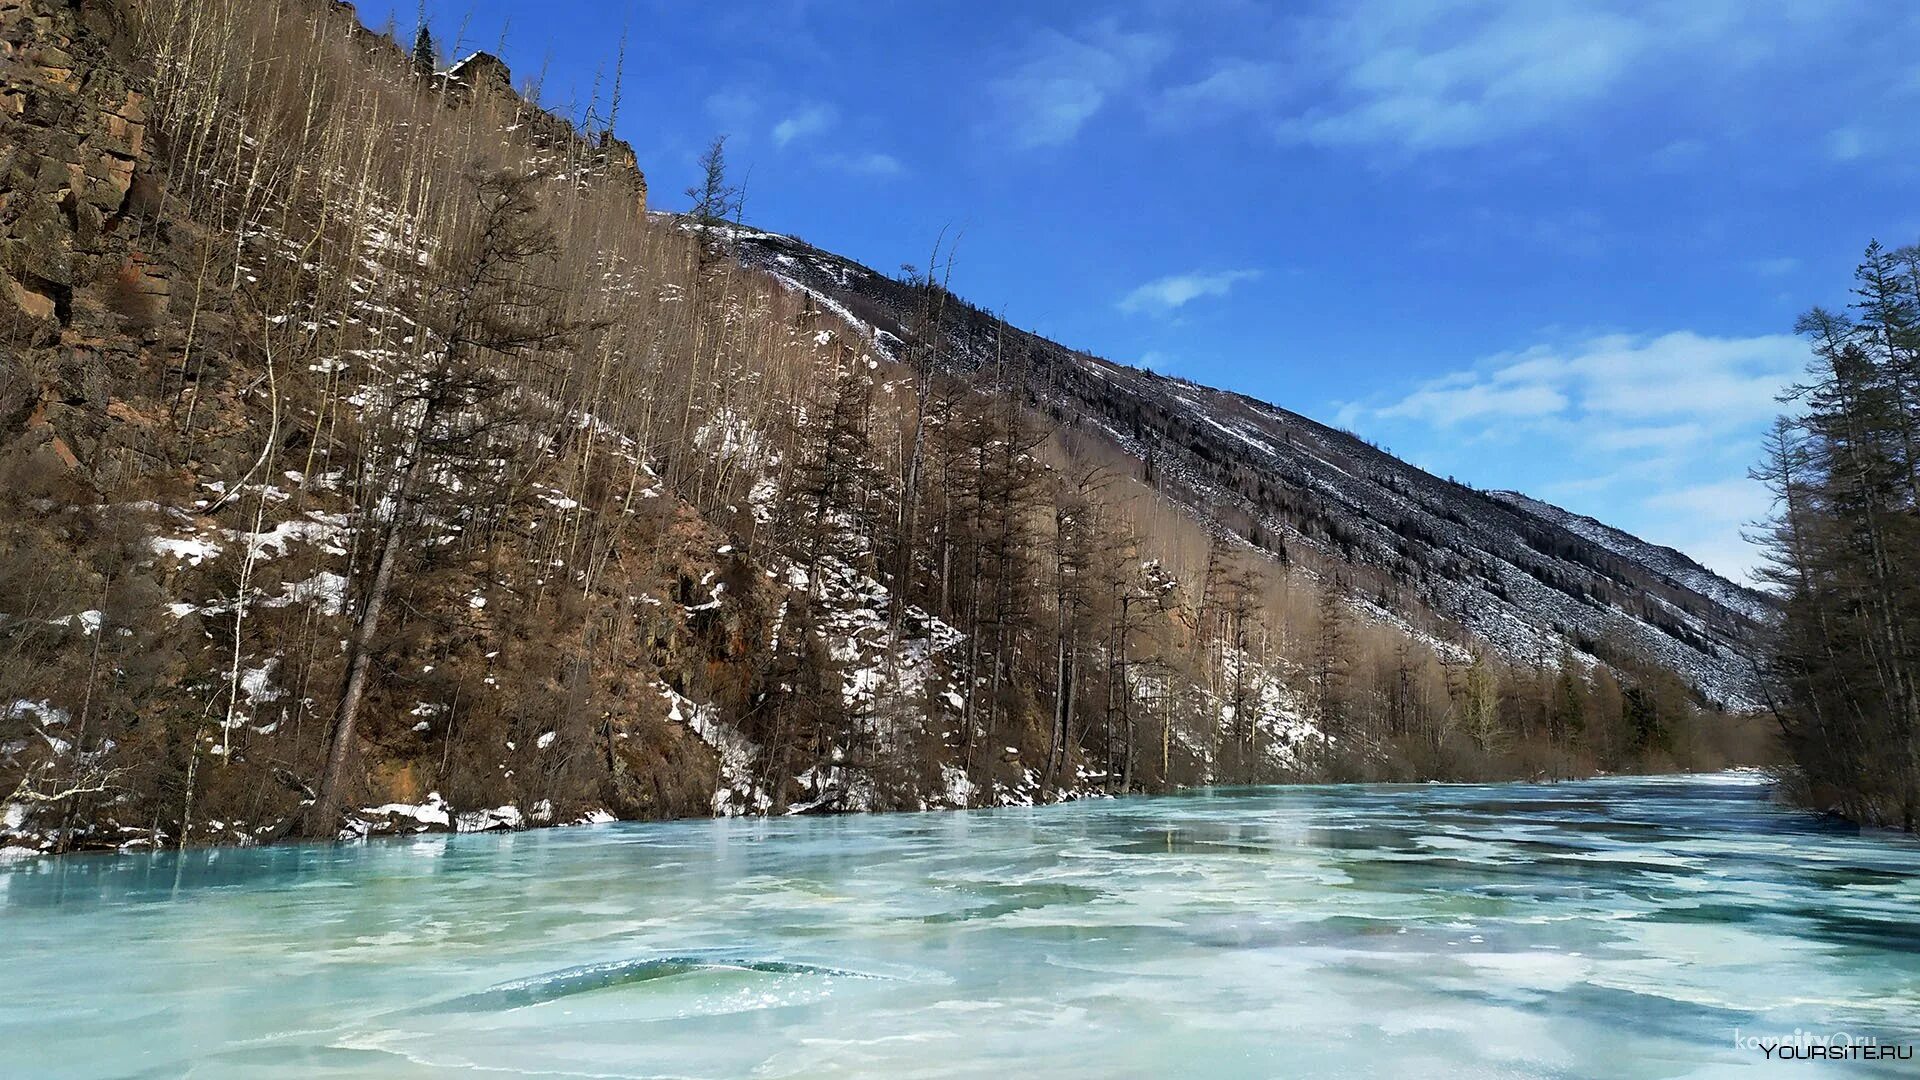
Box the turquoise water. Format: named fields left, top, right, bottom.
left=3, top=773, right=1917, bottom=1078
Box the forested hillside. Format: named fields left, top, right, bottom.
left=731, top=230, right=1774, bottom=710
left=1, top=0, right=1765, bottom=857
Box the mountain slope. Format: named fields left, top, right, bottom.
left=1, top=0, right=1769, bottom=859
left=729, top=228, right=1773, bottom=709
left=1487, top=491, right=1775, bottom=625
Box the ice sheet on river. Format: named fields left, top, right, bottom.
left=3, top=772, right=1917, bottom=1078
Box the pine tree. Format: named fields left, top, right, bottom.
left=1549, top=649, right=1587, bottom=748
left=412, top=24, right=437, bottom=77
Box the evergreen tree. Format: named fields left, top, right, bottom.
left=685, top=135, right=741, bottom=227
left=1549, top=649, right=1587, bottom=746
left=1754, top=241, right=1920, bottom=830
left=412, top=24, right=437, bottom=76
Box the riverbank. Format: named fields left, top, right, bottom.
left=1, top=757, right=1777, bottom=864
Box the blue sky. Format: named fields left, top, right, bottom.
left=372, top=0, right=1920, bottom=582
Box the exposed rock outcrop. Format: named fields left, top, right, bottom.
left=1, top=0, right=171, bottom=482
left=438, top=50, right=648, bottom=212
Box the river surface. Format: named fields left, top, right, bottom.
left=3, top=772, right=1917, bottom=1079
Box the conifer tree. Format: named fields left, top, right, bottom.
left=412, top=23, right=436, bottom=77
left=685, top=136, right=741, bottom=227
left=1754, top=241, right=1920, bottom=830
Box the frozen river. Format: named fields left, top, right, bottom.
left=3, top=772, right=1917, bottom=1078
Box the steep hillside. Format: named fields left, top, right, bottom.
left=1488, top=490, right=1774, bottom=625
left=1, top=0, right=1768, bottom=859
left=730, top=229, right=1774, bottom=708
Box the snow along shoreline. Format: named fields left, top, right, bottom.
left=0, top=768, right=1777, bottom=865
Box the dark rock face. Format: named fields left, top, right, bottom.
left=1, top=0, right=168, bottom=475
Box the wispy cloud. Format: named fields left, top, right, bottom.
left=991, top=21, right=1169, bottom=149
left=1825, top=125, right=1880, bottom=161
left=1279, top=3, right=1656, bottom=152
left=1155, top=59, right=1285, bottom=124
left=1118, top=269, right=1260, bottom=316
left=819, top=150, right=904, bottom=177
left=1377, top=378, right=1567, bottom=426
left=772, top=104, right=836, bottom=148
left=1369, top=331, right=1803, bottom=428
left=1743, top=256, right=1800, bottom=277
left=1644, top=478, right=1772, bottom=519
left=1135, top=0, right=1841, bottom=158
left=1587, top=422, right=1708, bottom=453
left=1641, top=479, right=1779, bottom=580
left=1344, top=329, right=1809, bottom=580
left=1438, top=206, right=1612, bottom=259
left=704, top=88, right=761, bottom=134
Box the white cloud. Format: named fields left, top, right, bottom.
left=1351, top=329, right=1809, bottom=581
left=704, top=89, right=760, bottom=132
left=1744, top=256, right=1800, bottom=277
left=1648, top=138, right=1709, bottom=172
left=1284, top=4, right=1647, bottom=150
left=1378, top=380, right=1568, bottom=425
left=1644, top=478, right=1772, bottom=521
left=1534, top=331, right=1802, bottom=421
left=820, top=150, right=904, bottom=177
left=1377, top=331, right=1804, bottom=428
left=1642, top=479, right=1778, bottom=580
left=773, top=104, right=836, bottom=148
left=762, top=103, right=900, bottom=176
left=1250, top=0, right=1819, bottom=155
left=1157, top=59, right=1285, bottom=122
left=1118, top=269, right=1260, bottom=316
left=1587, top=422, right=1707, bottom=453
left=992, top=21, right=1170, bottom=148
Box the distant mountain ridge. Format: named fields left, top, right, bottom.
left=726, top=226, right=1773, bottom=709
left=1486, top=491, right=1775, bottom=625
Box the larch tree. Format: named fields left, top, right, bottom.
left=307, top=168, right=576, bottom=836
left=685, top=135, right=741, bottom=228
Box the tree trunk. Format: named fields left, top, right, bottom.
left=305, top=511, right=406, bottom=837
left=1047, top=610, right=1074, bottom=794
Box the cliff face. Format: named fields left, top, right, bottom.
left=0, top=1, right=645, bottom=475
left=0, top=0, right=1022, bottom=858
left=2, top=0, right=165, bottom=460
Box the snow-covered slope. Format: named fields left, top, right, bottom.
left=1487, top=491, right=1776, bottom=625
left=727, top=229, right=1774, bottom=710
